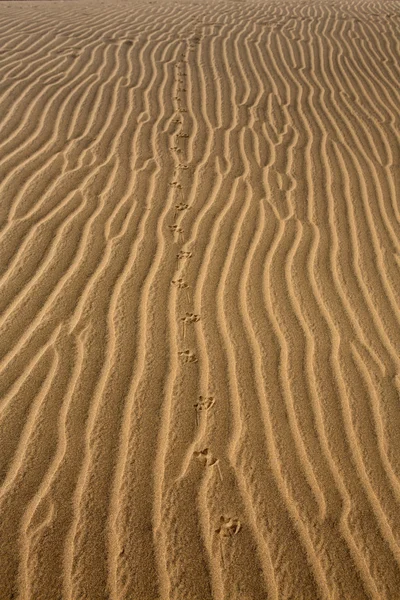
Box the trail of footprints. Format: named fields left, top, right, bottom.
left=168, top=38, right=241, bottom=565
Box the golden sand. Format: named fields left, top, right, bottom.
left=0, top=0, right=399, bottom=598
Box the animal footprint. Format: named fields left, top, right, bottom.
left=170, top=182, right=184, bottom=200
left=176, top=132, right=189, bottom=139
left=194, top=395, right=215, bottom=411
left=177, top=250, right=192, bottom=260
left=215, top=516, right=241, bottom=568
left=194, top=396, right=215, bottom=424
left=176, top=163, right=188, bottom=170
left=171, top=278, right=190, bottom=301
left=180, top=312, right=200, bottom=337
left=172, top=277, right=189, bottom=289
left=175, top=203, right=190, bottom=213
left=168, top=224, right=184, bottom=242
left=194, top=448, right=223, bottom=480
left=216, top=516, right=241, bottom=538
left=178, top=349, right=198, bottom=364
left=169, top=181, right=182, bottom=189
left=169, top=224, right=184, bottom=234
left=181, top=312, right=200, bottom=324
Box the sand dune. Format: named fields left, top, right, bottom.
left=0, top=0, right=399, bottom=598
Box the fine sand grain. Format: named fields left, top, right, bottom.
left=0, top=0, right=399, bottom=598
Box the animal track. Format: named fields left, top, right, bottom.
left=172, top=277, right=189, bottom=289
left=194, top=395, right=215, bottom=426
left=180, top=312, right=200, bottom=337
left=176, top=132, right=189, bottom=139
left=168, top=224, right=184, bottom=243
left=178, top=350, right=198, bottom=364
left=215, top=515, right=241, bottom=567
left=181, top=312, right=200, bottom=324
left=169, top=224, right=184, bottom=234
left=171, top=277, right=190, bottom=302
left=194, top=448, right=223, bottom=480
left=169, top=182, right=184, bottom=200
left=194, top=395, right=215, bottom=418
left=175, top=203, right=190, bottom=213
left=216, top=516, right=241, bottom=537
left=176, top=250, right=192, bottom=260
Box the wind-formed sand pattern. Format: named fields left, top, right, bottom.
left=0, top=0, right=399, bottom=598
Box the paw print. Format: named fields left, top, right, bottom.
left=180, top=312, right=200, bottom=338
left=215, top=516, right=241, bottom=567
left=169, top=224, right=184, bottom=235
left=194, top=448, right=223, bottom=481
left=176, top=250, right=192, bottom=261
left=194, top=396, right=215, bottom=423
left=170, top=146, right=183, bottom=154
left=176, top=132, right=189, bottom=138
left=174, top=203, right=190, bottom=215
left=172, top=277, right=189, bottom=289
left=178, top=349, right=198, bottom=364
left=181, top=312, right=200, bottom=324
left=171, top=277, right=190, bottom=302
left=215, top=516, right=241, bottom=537
left=169, top=181, right=182, bottom=189
left=194, top=395, right=215, bottom=411
left=174, top=200, right=190, bottom=218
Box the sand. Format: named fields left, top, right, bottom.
left=0, top=0, right=399, bottom=598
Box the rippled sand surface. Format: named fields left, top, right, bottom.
left=0, top=0, right=399, bottom=598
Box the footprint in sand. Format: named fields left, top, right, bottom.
left=194, top=395, right=215, bottom=420
left=215, top=516, right=241, bottom=567
left=168, top=224, right=185, bottom=243
left=169, top=224, right=184, bottom=235
left=172, top=277, right=189, bottom=289
left=216, top=516, right=241, bottom=537
left=171, top=278, right=190, bottom=302
left=170, top=146, right=183, bottom=154
left=178, top=349, right=198, bottom=364
left=176, top=250, right=192, bottom=260
left=175, top=203, right=190, bottom=214
left=194, top=396, right=215, bottom=426
left=169, top=181, right=182, bottom=189
left=194, top=448, right=223, bottom=480
left=181, top=312, right=200, bottom=324
left=180, top=312, right=200, bottom=337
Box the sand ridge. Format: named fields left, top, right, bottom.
left=0, top=0, right=399, bottom=598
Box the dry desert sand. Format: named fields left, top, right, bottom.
left=0, top=0, right=399, bottom=598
